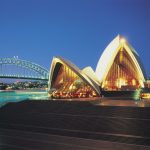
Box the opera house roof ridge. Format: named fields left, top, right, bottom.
left=95, top=35, right=146, bottom=84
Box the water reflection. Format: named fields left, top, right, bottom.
left=0, top=90, right=48, bottom=107
left=98, top=99, right=150, bottom=107
left=1, top=91, right=150, bottom=108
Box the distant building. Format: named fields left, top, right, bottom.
left=48, top=35, right=147, bottom=99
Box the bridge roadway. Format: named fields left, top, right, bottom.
left=0, top=100, right=150, bottom=150
left=0, top=75, right=48, bottom=81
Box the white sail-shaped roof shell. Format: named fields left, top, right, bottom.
left=48, top=57, right=101, bottom=96
left=95, top=35, right=146, bottom=86
left=82, top=66, right=100, bottom=85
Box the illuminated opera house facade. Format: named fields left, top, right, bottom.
left=48, top=35, right=147, bottom=99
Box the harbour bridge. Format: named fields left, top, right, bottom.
left=0, top=57, right=49, bottom=81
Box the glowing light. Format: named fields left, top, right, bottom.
left=116, top=78, right=126, bottom=88
left=141, top=93, right=150, bottom=99
left=120, top=38, right=126, bottom=44
left=132, top=79, right=136, bottom=86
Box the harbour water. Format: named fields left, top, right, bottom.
left=0, top=90, right=48, bottom=108
left=1, top=90, right=150, bottom=108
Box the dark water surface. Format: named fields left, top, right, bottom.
left=0, top=90, right=48, bottom=107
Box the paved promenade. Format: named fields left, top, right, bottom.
left=0, top=100, right=150, bottom=150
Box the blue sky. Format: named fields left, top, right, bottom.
left=0, top=0, right=150, bottom=76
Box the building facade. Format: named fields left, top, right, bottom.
left=48, top=57, right=100, bottom=98
left=48, top=35, right=146, bottom=98
left=96, top=35, right=146, bottom=91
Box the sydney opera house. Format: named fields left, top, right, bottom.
left=48, top=35, right=147, bottom=99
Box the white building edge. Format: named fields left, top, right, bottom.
left=95, top=35, right=146, bottom=88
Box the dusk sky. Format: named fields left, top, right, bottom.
left=0, top=0, right=150, bottom=76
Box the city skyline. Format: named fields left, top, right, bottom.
left=1, top=0, right=150, bottom=76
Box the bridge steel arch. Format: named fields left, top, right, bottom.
left=0, top=58, right=49, bottom=80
